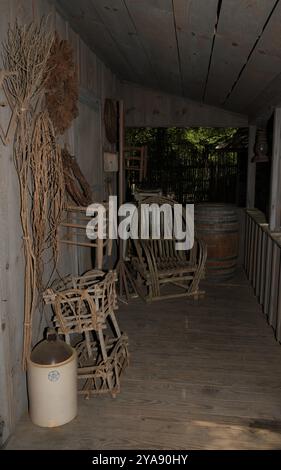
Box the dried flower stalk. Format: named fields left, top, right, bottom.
left=2, top=19, right=65, bottom=367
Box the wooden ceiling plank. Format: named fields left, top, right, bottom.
left=121, top=81, right=248, bottom=128
left=248, top=70, right=281, bottom=121
left=225, top=0, right=281, bottom=113
left=92, top=0, right=158, bottom=88
left=56, top=0, right=135, bottom=81
left=173, top=0, right=218, bottom=100
left=125, top=0, right=182, bottom=95
left=55, top=0, right=101, bottom=29
left=205, top=0, right=277, bottom=106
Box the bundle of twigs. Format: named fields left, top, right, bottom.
left=31, top=111, right=65, bottom=289
left=2, top=20, right=65, bottom=367
left=45, top=33, right=78, bottom=135
left=61, top=147, right=92, bottom=206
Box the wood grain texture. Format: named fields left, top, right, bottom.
left=246, top=125, right=256, bottom=208
left=0, top=0, right=118, bottom=442
left=55, top=0, right=135, bottom=81
left=124, top=0, right=182, bottom=94
left=0, top=0, right=30, bottom=443
left=6, top=270, right=281, bottom=450
left=269, top=108, right=281, bottom=231
left=245, top=209, right=281, bottom=344
left=53, top=0, right=281, bottom=117
left=225, top=1, right=281, bottom=112
left=205, top=0, right=276, bottom=106
left=92, top=0, right=158, bottom=89
left=10, top=0, right=34, bottom=23
left=121, top=82, right=248, bottom=128
left=248, top=69, right=281, bottom=122
left=173, top=0, right=218, bottom=100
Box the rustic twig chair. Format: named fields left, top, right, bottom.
left=43, top=270, right=129, bottom=398
left=127, top=196, right=207, bottom=302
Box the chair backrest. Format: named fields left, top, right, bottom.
left=126, top=196, right=199, bottom=272
left=135, top=195, right=194, bottom=255
left=43, top=270, right=118, bottom=334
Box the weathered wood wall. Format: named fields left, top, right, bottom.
left=0, top=0, right=118, bottom=443
left=120, top=81, right=248, bottom=128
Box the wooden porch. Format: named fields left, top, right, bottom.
left=6, top=269, right=281, bottom=450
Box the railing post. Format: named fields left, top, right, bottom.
left=246, top=125, right=256, bottom=208
left=269, top=107, right=281, bottom=231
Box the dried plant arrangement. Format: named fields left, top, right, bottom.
left=61, top=147, right=92, bottom=206
left=31, top=110, right=65, bottom=290
left=2, top=20, right=66, bottom=367
left=0, top=70, right=18, bottom=145
left=45, top=33, right=79, bottom=135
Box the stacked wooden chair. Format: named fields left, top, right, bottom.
left=124, top=146, right=148, bottom=183
left=43, top=270, right=129, bottom=398
left=127, top=196, right=207, bottom=302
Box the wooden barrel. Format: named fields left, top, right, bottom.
left=195, top=204, right=239, bottom=281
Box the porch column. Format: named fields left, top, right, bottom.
left=246, top=125, right=256, bottom=208
left=269, top=107, right=281, bottom=231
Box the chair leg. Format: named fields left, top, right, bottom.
left=98, top=328, right=114, bottom=395
left=85, top=330, right=93, bottom=358
left=109, top=311, right=121, bottom=338
left=193, top=292, right=199, bottom=301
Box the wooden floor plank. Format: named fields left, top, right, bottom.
left=6, top=270, right=281, bottom=450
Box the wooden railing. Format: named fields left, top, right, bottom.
left=244, top=209, right=281, bottom=342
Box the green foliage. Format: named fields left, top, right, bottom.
left=125, top=127, right=155, bottom=146
left=126, top=127, right=237, bottom=155
left=184, top=127, right=237, bottom=152
left=125, top=127, right=240, bottom=203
